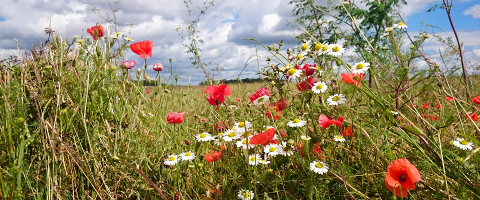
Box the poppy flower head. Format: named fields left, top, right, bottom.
left=385, top=158, right=421, bottom=198
left=249, top=128, right=276, bottom=145
left=87, top=25, right=105, bottom=40
left=473, top=95, right=480, bottom=104
left=249, top=87, right=270, bottom=105
left=341, top=127, right=355, bottom=137
left=167, top=112, right=185, bottom=124
left=130, top=40, right=153, bottom=59
left=205, top=154, right=216, bottom=162
left=265, top=111, right=282, bottom=120
left=295, top=64, right=315, bottom=77
left=421, top=102, right=428, bottom=109
left=318, top=114, right=343, bottom=130
left=296, top=77, right=316, bottom=91
left=435, top=103, right=442, bottom=109
left=466, top=112, right=479, bottom=121
left=204, top=84, right=231, bottom=110
left=341, top=73, right=363, bottom=87
left=121, top=60, right=136, bottom=70
left=153, top=63, right=164, bottom=72
left=446, top=96, right=455, bottom=101
left=269, top=99, right=288, bottom=111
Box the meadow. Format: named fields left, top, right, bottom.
left=1, top=1, right=480, bottom=199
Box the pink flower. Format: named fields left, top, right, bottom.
left=167, top=112, right=185, bottom=124
left=121, top=60, right=136, bottom=70
left=153, top=63, right=164, bottom=72
left=318, top=114, right=344, bottom=130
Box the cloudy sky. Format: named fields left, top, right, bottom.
left=0, top=0, right=479, bottom=85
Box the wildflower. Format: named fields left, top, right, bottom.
left=287, top=118, right=307, bottom=127
left=385, top=27, right=394, bottom=32
left=249, top=87, right=270, bottom=105
left=238, top=189, right=254, bottom=200
left=180, top=151, right=195, bottom=161
left=466, top=112, right=479, bottom=121
left=121, top=60, right=136, bottom=70
left=295, top=64, right=316, bottom=77
left=234, top=121, right=252, bottom=130
left=280, top=141, right=294, bottom=156
left=296, top=77, right=316, bottom=91
left=269, top=99, right=288, bottom=111
left=204, top=84, right=232, bottom=110
left=205, top=151, right=222, bottom=162
left=421, top=102, right=428, bottom=109
left=394, top=22, right=408, bottom=29
left=320, top=43, right=331, bottom=54
left=327, top=44, right=345, bottom=57
left=318, top=114, right=344, bottom=129
left=266, top=111, right=281, bottom=120
left=436, top=104, right=442, bottom=109
left=351, top=61, right=370, bottom=74
left=167, top=112, right=185, bottom=124
left=236, top=138, right=255, bottom=149
left=313, top=143, right=323, bottom=155
left=341, top=127, right=355, bottom=137
left=264, top=144, right=281, bottom=157
left=164, top=155, right=179, bottom=166
left=446, top=96, right=455, bottom=101
left=334, top=135, right=346, bottom=142
left=300, top=135, right=311, bottom=141
left=327, top=94, right=346, bottom=105
left=249, top=128, right=276, bottom=145
left=286, top=67, right=302, bottom=80
left=453, top=138, right=474, bottom=150
left=223, top=129, right=241, bottom=142
left=310, top=161, right=329, bottom=175
left=130, top=40, right=153, bottom=59
left=472, top=95, right=480, bottom=104
left=259, top=158, right=271, bottom=165
left=146, top=90, right=150, bottom=94
left=195, top=132, right=214, bottom=142
left=248, top=154, right=262, bottom=166
left=311, top=81, right=328, bottom=94
left=153, top=63, right=164, bottom=72
left=87, top=25, right=105, bottom=40
left=385, top=158, right=421, bottom=198
left=341, top=73, right=363, bottom=87
left=429, top=115, right=439, bottom=121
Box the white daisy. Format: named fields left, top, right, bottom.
left=300, top=135, right=311, bottom=141
left=310, top=161, right=329, bottom=175
left=238, top=189, right=254, bottom=200
left=264, top=144, right=281, bottom=157
left=179, top=151, right=196, bottom=161
left=327, top=94, right=346, bottom=106
left=314, top=42, right=324, bottom=53
left=195, top=132, right=214, bottom=142
left=280, top=141, right=294, bottom=156
left=327, top=44, right=345, bottom=57
left=164, top=155, right=179, bottom=166
left=394, top=22, right=408, bottom=29
left=287, top=118, right=307, bottom=127
left=248, top=154, right=262, bottom=166
left=236, top=138, right=255, bottom=149
left=351, top=61, right=370, bottom=74
left=453, top=138, right=474, bottom=150
left=223, top=129, right=241, bottom=142
left=385, top=27, right=394, bottom=32
left=253, top=95, right=270, bottom=105
left=259, top=159, right=271, bottom=165
left=213, top=138, right=224, bottom=146
left=319, top=43, right=331, bottom=55
left=334, top=135, right=346, bottom=142
left=286, top=67, right=302, bottom=81
left=312, top=81, right=328, bottom=94
left=234, top=121, right=252, bottom=130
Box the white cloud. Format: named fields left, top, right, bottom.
left=463, top=4, right=480, bottom=19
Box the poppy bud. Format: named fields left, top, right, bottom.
left=184, top=140, right=190, bottom=145
left=169, top=58, right=173, bottom=63
left=279, top=40, right=284, bottom=47
left=137, top=68, right=142, bottom=74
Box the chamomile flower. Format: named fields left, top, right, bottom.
left=223, top=129, right=241, bottom=142
left=287, top=118, right=306, bottom=127
left=314, top=42, right=325, bottom=53
left=264, top=144, right=281, bottom=157
left=286, top=67, right=302, bottom=81
left=351, top=61, right=370, bottom=74
left=310, top=161, right=329, bottom=175
left=195, top=132, right=214, bottom=142
left=385, top=27, right=394, bottom=32
left=334, top=135, right=346, bottom=142
left=164, top=155, right=179, bottom=166
left=280, top=141, right=294, bottom=156
left=453, top=138, right=474, bottom=150
left=234, top=121, right=252, bottom=130
left=180, top=151, right=196, bottom=161
left=238, top=189, right=254, bottom=200
left=213, top=138, right=224, bottom=146
left=312, top=81, right=328, bottom=94
left=301, top=135, right=311, bottom=141
left=236, top=138, right=255, bottom=149
left=328, top=44, right=346, bottom=57
left=394, top=22, right=408, bottom=29
left=253, top=94, right=270, bottom=105
left=327, top=94, right=346, bottom=106
left=319, top=43, right=331, bottom=54
left=299, top=40, right=311, bottom=56
left=248, top=154, right=262, bottom=166
left=259, top=159, right=271, bottom=165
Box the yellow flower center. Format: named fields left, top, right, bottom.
left=242, top=140, right=247, bottom=144
left=168, top=156, right=175, bottom=161
left=315, top=44, right=322, bottom=51
left=185, top=152, right=191, bottom=156
left=336, top=136, right=343, bottom=140
left=269, top=147, right=276, bottom=152
left=257, top=97, right=264, bottom=103
left=302, top=44, right=308, bottom=51
left=460, top=140, right=469, bottom=145
left=228, top=132, right=235, bottom=137
left=239, top=122, right=245, bottom=128
left=296, top=54, right=302, bottom=60
left=356, top=63, right=364, bottom=69
left=322, top=46, right=329, bottom=52
left=288, top=68, right=297, bottom=76
left=250, top=157, right=256, bottom=162
left=245, top=193, right=251, bottom=197
left=293, top=118, right=300, bottom=123
left=315, top=163, right=323, bottom=168
left=200, top=133, right=207, bottom=138
left=316, top=84, right=323, bottom=89
left=283, top=146, right=288, bottom=151
left=332, top=96, right=340, bottom=101
left=332, top=46, right=340, bottom=52
left=399, top=22, right=405, bottom=26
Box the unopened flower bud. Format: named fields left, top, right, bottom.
left=380, top=46, right=388, bottom=50
left=409, top=45, right=415, bottom=49
left=137, top=68, right=142, bottom=74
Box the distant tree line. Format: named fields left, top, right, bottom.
left=198, top=77, right=263, bottom=85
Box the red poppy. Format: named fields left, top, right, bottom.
left=466, top=112, right=478, bottom=121
left=295, top=64, right=316, bottom=77
left=341, top=127, right=355, bottom=137
left=167, top=112, right=185, bottom=124
left=341, top=73, right=363, bottom=87
left=205, top=154, right=216, bottom=162
left=421, top=102, right=428, bottom=109
left=249, top=87, right=270, bottom=104
left=130, top=40, right=153, bottom=59
left=205, top=151, right=222, bottom=162
left=473, top=95, right=480, bottom=104
left=265, top=111, right=282, bottom=120
left=385, top=158, right=421, bottom=198
left=296, top=77, right=316, bottom=91
left=87, top=25, right=105, bottom=40
left=269, top=99, right=288, bottom=111
left=153, top=63, right=164, bottom=72
left=212, top=151, right=221, bottom=160
left=318, top=114, right=344, bottom=130
left=446, top=96, right=455, bottom=101
left=236, top=98, right=241, bottom=102
left=429, top=115, right=439, bottom=121
left=249, top=128, right=276, bottom=145
left=146, top=90, right=150, bottom=94
left=313, top=143, right=323, bottom=154
left=435, top=103, right=442, bottom=109
left=204, top=84, right=232, bottom=110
